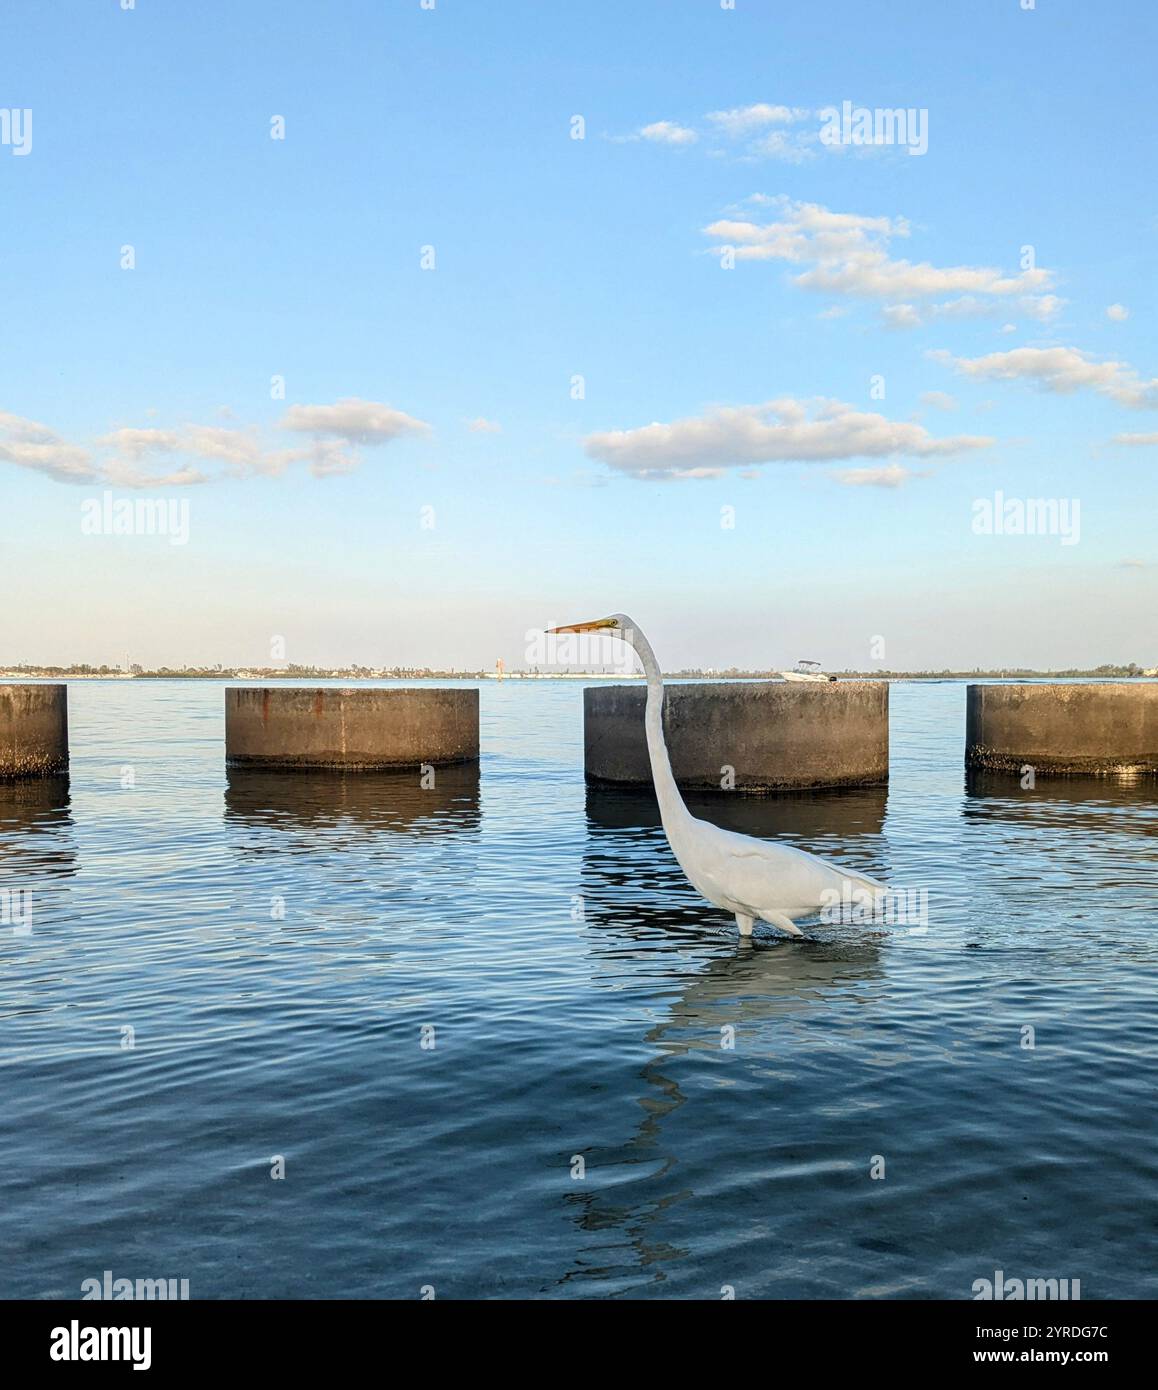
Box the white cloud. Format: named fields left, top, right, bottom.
left=280, top=397, right=430, bottom=444
left=278, top=398, right=429, bottom=477
left=467, top=417, right=502, bottom=434
left=919, top=391, right=958, bottom=411
left=583, top=397, right=993, bottom=480
left=101, top=459, right=210, bottom=489
left=642, top=120, right=697, bottom=145
left=98, top=423, right=305, bottom=481
left=98, top=424, right=295, bottom=479
left=832, top=463, right=922, bottom=488
left=614, top=120, right=698, bottom=145
left=706, top=103, right=809, bottom=136
left=0, top=411, right=97, bottom=483
left=97, top=427, right=183, bottom=459
left=704, top=105, right=821, bottom=161
left=880, top=296, right=1028, bottom=331
left=1023, top=294, right=1064, bottom=322
left=1112, top=431, right=1158, bottom=445
left=302, top=439, right=363, bottom=478
left=1106, top=303, right=1130, bottom=322
left=883, top=304, right=923, bottom=330
left=183, top=425, right=290, bottom=474
left=704, top=198, right=1060, bottom=320
left=748, top=128, right=815, bottom=163
left=2, top=398, right=432, bottom=487
left=932, top=346, right=1158, bottom=408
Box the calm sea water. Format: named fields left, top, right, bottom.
left=1, top=679, right=1155, bottom=1300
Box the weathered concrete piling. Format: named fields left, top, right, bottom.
left=0, top=684, right=69, bottom=778
left=225, top=687, right=479, bottom=771
left=583, top=681, right=888, bottom=792
left=966, top=683, right=1158, bottom=777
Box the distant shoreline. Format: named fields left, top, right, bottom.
left=2, top=665, right=1154, bottom=682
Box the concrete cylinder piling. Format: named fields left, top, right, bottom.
left=965, top=683, right=1158, bottom=777
left=4, top=679, right=1152, bottom=790
left=583, top=681, right=889, bottom=793
left=0, top=684, right=69, bottom=779
left=224, top=687, right=479, bottom=771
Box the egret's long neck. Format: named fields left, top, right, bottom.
left=629, top=627, right=694, bottom=831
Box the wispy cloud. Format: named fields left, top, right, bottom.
left=832, top=463, right=926, bottom=488
left=706, top=103, right=816, bottom=159
left=280, top=398, right=429, bottom=444
left=1106, top=303, right=1130, bottom=322
left=611, top=120, right=697, bottom=146
left=706, top=103, right=810, bottom=136
left=932, top=346, right=1158, bottom=409
left=616, top=103, right=930, bottom=163
left=1, top=398, right=431, bottom=487
left=279, top=397, right=429, bottom=474
left=466, top=416, right=502, bottom=434
left=0, top=411, right=98, bottom=483
left=583, top=397, right=993, bottom=481
left=640, top=120, right=697, bottom=145
left=615, top=103, right=818, bottom=160
left=98, top=425, right=290, bottom=483
left=883, top=304, right=923, bottom=330
left=704, top=198, right=1061, bottom=324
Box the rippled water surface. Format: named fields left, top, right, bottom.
left=2, top=679, right=1155, bottom=1299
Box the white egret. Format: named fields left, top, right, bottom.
left=549, top=614, right=886, bottom=938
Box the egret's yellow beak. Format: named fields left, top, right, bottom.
left=546, top=618, right=617, bottom=634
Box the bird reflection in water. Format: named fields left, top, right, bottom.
left=550, top=785, right=887, bottom=1293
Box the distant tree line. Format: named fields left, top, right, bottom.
left=1, top=661, right=1152, bottom=680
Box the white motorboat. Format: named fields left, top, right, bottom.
left=780, top=659, right=837, bottom=684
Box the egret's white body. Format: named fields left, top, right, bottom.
left=552, top=614, right=886, bottom=938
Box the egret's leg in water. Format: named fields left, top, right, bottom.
left=761, top=911, right=803, bottom=938
left=735, top=912, right=754, bottom=936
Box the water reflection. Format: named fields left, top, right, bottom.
left=964, top=769, right=1158, bottom=839
left=0, top=777, right=77, bottom=881
left=581, top=783, right=888, bottom=941
left=585, top=782, right=887, bottom=839
left=561, top=789, right=889, bottom=1289
left=559, top=920, right=885, bottom=1290
left=223, top=764, right=481, bottom=838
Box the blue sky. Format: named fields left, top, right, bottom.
left=2, top=0, right=1156, bottom=670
